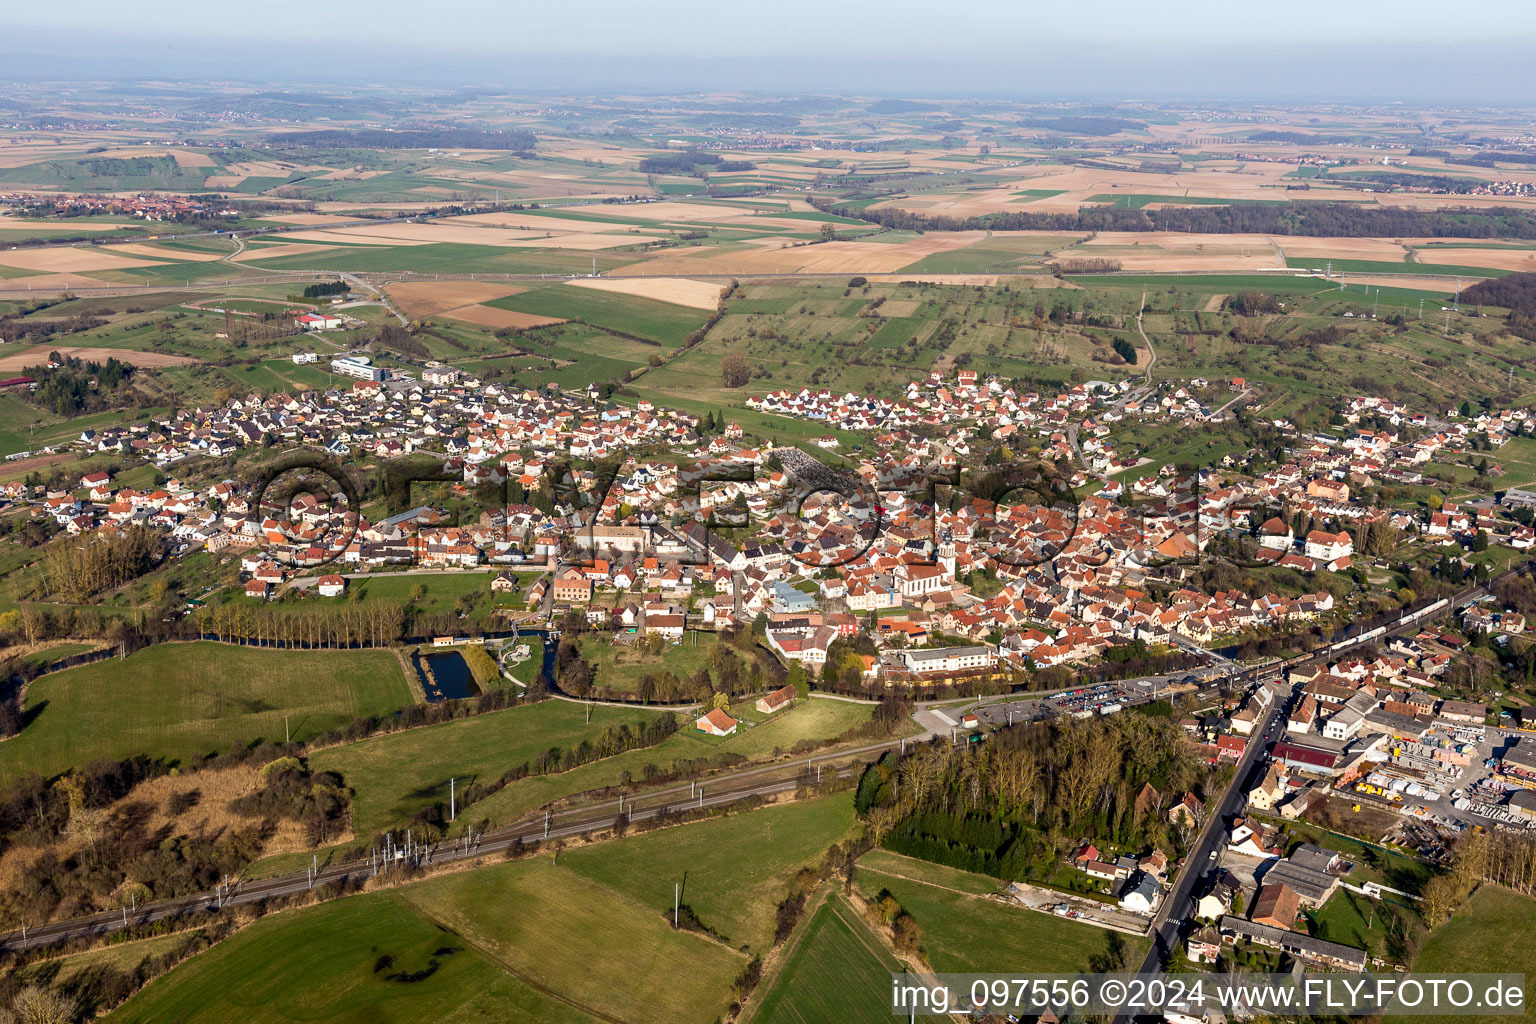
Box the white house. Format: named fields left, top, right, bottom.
left=1304, top=529, right=1353, bottom=563
left=695, top=708, right=739, bottom=737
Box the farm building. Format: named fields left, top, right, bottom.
left=755, top=685, right=797, bottom=715
left=695, top=709, right=739, bottom=737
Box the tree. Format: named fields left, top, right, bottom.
left=721, top=350, right=751, bottom=389
left=1, top=986, right=77, bottom=1024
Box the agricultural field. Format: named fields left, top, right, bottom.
left=483, top=283, right=711, bottom=346
left=391, top=857, right=746, bottom=1023
left=560, top=794, right=857, bottom=952
left=748, top=894, right=905, bottom=1024
left=103, top=889, right=604, bottom=1024
left=0, top=643, right=415, bottom=782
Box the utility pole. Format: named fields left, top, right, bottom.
left=450, top=777, right=456, bottom=822
left=674, top=883, right=680, bottom=927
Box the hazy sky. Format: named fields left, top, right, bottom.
left=4, top=0, right=1535, bottom=100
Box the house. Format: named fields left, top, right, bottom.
left=552, top=570, right=593, bottom=605
left=1219, top=916, right=1367, bottom=972
left=245, top=579, right=272, bottom=601
left=490, top=572, right=519, bottom=594
left=1304, top=529, right=1353, bottom=563
left=1258, top=517, right=1294, bottom=551
left=756, top=685, right=797, bottom=715
left=1168, top=792, right=1202, bottom=827
left=1227, top=817, right=1281, bottom=859
left=1438, top=699, right=1486, bottom=724
left=1119, top=873, right=1159, bottom=914
left=1186, top=926, right=1222, bottom=964
left=695, top=708, right=739, bottom=737
left=1261, top=844, right=1343, bottom=906
left=316, top=574, right=346, bottom=597
left=1195, top=869, right=1241, bottom=921
left=646, top=614, right=686, bottom=641
left=1247, top=764, right=1288, bottom=811
left=1250, top=883, right=1301, bottom=929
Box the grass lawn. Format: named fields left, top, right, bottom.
left=1386, top=886, right=1536, bottom=1024
left=0, top=643, right=414, bottom=782
left=104, top=889, right=600, bottom=1024
left=579, top=631, right=715, bottom=694
left=394, top=856, right=745, bottom=1023
left=562, top=793, right=857, bottom=952
left=856, top=851, right=1140, bottom=973
left=749, top=893, right=904, bottom=1024
left=309, top=699, right=670, bottom=833
left=26, top=932, right=195, bottom=990
left=1302, top=887, right=1419, bottom=962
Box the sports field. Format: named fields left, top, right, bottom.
left=0, top=643, right=415, bottom=782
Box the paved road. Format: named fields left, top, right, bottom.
left=1115, top=685, right=1290, bottom=1021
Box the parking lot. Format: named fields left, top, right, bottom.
left=973, top=674, right=1214, bottom=728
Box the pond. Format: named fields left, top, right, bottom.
left=420, top=650, right=479, bottom=702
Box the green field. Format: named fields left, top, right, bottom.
left=749, top=894, right=904, bottom=1024
left=485, top=284, right=711, bottom=346
left=0, top=643, right=415, bottom=782
left=455, top=697, right=876, bottom=829
left=392, top=857, right=745, bottom=1022
left=1386, top=887, right=1536, bottom=1024
left=578, top=631, right=716, bottom=694
left=104, top=888, right=602, bottom=1024
left=309, top=699, right=670, bottom=833
left=1284, top=257, right=1507, bottom=278
left=856, top=850, right=1140, bottom=973
left=562, top=793, right=857, bottom=952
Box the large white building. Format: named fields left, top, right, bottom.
left=901, top=645, right=995, bottom=675
left=331, top=357, right=383, bottom=382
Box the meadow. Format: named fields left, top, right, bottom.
left=560, top=793, right=857, bottom=952
left=308, top=698, right=670, bottom=833
left=451, top=696, right=876, bottom=830
left=1385, top=887, right=1536, bottom=1024
left=104, top=889, right=603, bottom=1024
left=855, top=850, right=1141, bottom=973
left=747, top=894, right=904, bottom=1024
left=109, top=798, right=867, bottom=1021
left=0, top=643, right=415, bottom=782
